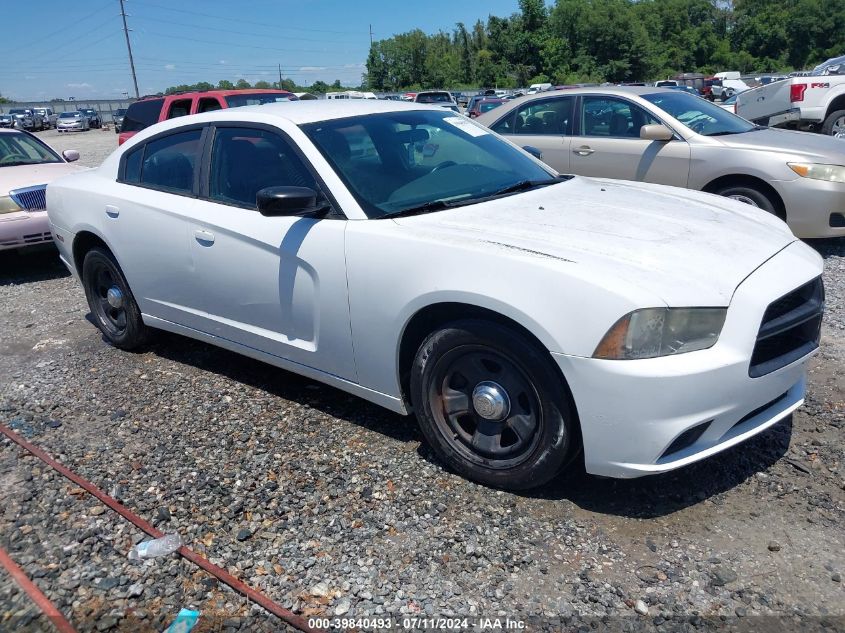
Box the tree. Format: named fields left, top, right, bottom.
left=217, top=79, right=234, bottom=90
left=235, top=78, right=251, bottom=89
left=254, top=80, right=272, bottom=89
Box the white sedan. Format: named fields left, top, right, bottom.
left=46, top=101, right=824, bottom=490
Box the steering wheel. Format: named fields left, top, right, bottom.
left=688, top=118, right=708, bottom=134
left=430, top=160, right=457, bottom=173
left=0, top=152, right=27, bottom=165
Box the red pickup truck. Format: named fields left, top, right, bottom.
left=118, top=89, right=298, bottom=145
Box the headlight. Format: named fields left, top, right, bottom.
left=593, top=307, right=727, bottom=360
left=788, top=163, right=845, bottom=183
left=0, top=195, right=23, bottom=214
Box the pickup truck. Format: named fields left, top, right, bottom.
left=735, top=74, right=845, bottom=138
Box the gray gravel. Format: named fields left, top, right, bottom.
left=0, top=130, right=843, bottom=631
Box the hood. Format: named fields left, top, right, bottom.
left=0, top=162, right=87, bottom=195
left=393, top=177, right=796, bottom=306
left=715, top=127, right=845, bottom=161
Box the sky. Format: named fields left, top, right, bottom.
left=1, top=0, right=522, bottom=101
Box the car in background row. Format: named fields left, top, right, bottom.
left=118, top=88, right=298, bottom=145
left=113, top=108, right=128, bottom=133
left=57, top=112, right=90, bottom=133
left=1, top=129, right=85, bottom=251
left=0, top=113, right=15, bottom=129
left=414, top=91, right=460, bottom=113
left=80, top=108, right=102, bottom=129
left=34, top=108, right=57, bottom=129
left=478, top=86, right=845, bottom=238
left=6, top=109, right=46, bottom=131
left=467, top=97, right=506, bottom=118
left=47, top=101, right=824, bottom=490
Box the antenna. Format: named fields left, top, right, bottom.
left=119, top=0, right=140, bottom=99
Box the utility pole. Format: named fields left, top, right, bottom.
left=119, top=0, right=140, bottom=99
left=278, top=63, right=283, bottom=89
left=369, top=24, right=373, bottom=47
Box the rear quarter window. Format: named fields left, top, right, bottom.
left=121, top=99, right=165, bottom=133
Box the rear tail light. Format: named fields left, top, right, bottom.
left=790, top=84, right=807, bottom=102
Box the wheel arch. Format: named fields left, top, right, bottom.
left=72, top=230, right=115, bottom=277
left=824, top=93, right=845, bottom=120
left=397, top=301, right=577, bottom=410
left=701, top=174, right=787, bottom=221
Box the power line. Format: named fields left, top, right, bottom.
left=0, top=0, right=113, bottom=57
left=130, top=0, right=364, bottom=36
left=138, top=30, right=363, bottom=55
left=119, top=0, right=140, bottom=98
left=130, top=15, right=349, bottom=44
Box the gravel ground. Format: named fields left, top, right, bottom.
left=1, top=131, right=843, bottom=631
left=35, top=127, right=119, bottom=168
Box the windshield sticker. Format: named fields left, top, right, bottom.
left=442, top=116, right=489, bottom=137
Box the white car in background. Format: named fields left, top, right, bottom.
left=1, top=129, right=83, bottom=251
left=47, top=101, right=823, bottom=490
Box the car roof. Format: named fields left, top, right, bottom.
left=222, top=99, right=448, bottom=125
left=134, top=89, right=294, bottom=102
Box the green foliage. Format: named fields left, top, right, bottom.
left=365, top=0, right=845, bottom=90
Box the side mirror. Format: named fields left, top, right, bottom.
left=640, top=124, right=674, bottom=141
left=62, top=150, right=80, bottom=162
left=256, top=186, right=329, bottom=218
left=523, top=145, right=543, bottom=160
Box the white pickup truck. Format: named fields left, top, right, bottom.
left=735, top=61, right=845, bottom=138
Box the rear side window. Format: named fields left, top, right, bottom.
left=167, top=99, right=192, bottom=119
left=509, top=97, right=575, bottom=135
left=123, top=147, right=142, bottom=183
left=121, top=98, right=164, bottom=133
left=139, top=129, right=203, bottom=194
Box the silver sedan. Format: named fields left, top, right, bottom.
left=56, top=111, right=90, bottom=133
left=477, top=86, right=845, bottom=238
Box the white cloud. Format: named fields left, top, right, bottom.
left=343, top=63, right=365, bottom=69
left=299, top=66, right=327, bottom=72
left=219, top=60, right=227, bottom=65
left=66, top=82, right=92, bottom=89
left=164, top=64, right=176, bottom=70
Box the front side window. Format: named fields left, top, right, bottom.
left=303, top=109, right=556, bottom=218
left=0, top=131, right=61, bottom=166
left=209, top=127, right=317, bottom=208
left=138, top=129, right=202, bottom=194
left=580, top=96, right=659, bottom=138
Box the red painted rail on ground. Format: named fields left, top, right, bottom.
left=0, top=423, right=320, bottom=633
left=0, top=545, right=78, bottom=633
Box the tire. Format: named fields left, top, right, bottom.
left=410, top=319, right=576, bottom=490
left=714, top=184, right=778, bottom=215
left=821, top=109, right=845, bottom=138
left=82, top=247, right=151, bottom=350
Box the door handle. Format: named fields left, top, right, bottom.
left=105, top=205, right=119, bottom=218
left=194, top=229, right=215, bottom=245
left=573, top=146, right=595, bottom=156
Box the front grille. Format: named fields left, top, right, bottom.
left=9, top=185, right=47, bottom=211
left=749, top=277, right=824, bottom=377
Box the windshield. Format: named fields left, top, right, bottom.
left=642, top=91, right=755, bottom=136
left=302, top=109, right=556, bottom=218
left=0, top=131, right=61, bottom=166
left=59, top=112, right=80, bottom=118
left=224, top=92, right=298, bottom=107
left=479, top=101, right=504, bottom=113
left=417, top=93, right=452, bottom=103
left=9, top=110, right=28, bottom=115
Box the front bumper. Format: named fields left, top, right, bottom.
left=773, top=176, right=845, bottom=238
left=57, top=123, right=85, bottom=131
left=555, top=241, right=823, bottom=478
left=0, top=210, right=52, bottom=251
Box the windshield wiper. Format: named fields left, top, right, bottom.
left=379, top=199, right=459, bottom=219
left=0, top=161, right=31, bottom=167
left=486, top=178, right=560, bottom=197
